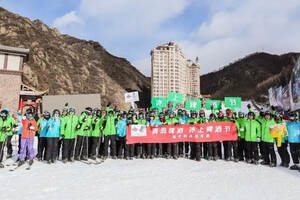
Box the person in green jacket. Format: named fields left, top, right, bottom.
left=199, top=110, right=208, bottom=159
left=275, top=113, right=290, bottom=168
left=0, top=113, right=5, bottom=168
left=244, top=112, right=261, bottom=164
left=236, top=112, right=247, bottom=161
left=57, top=108, right=68, bottom=160
left=164, top=111, right=179, bottom=159
left=135, top=112, right=147, bottom=159
left=89, top=109, right=103, bottom=160
left=207, top=113, right=218, bottom=161
left=103, top=109, right=118, bottom=159
left=61, top=107, right=79, bottom=162
left=75, top=107, right=93, bottom=161
left=261, top=111, right=277, bottom=167
left=1, top=109, right=16, bottom=159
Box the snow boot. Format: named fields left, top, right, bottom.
left=47, top=160, right=51, bottom=164
left=62, top=159, right=68, bottom=164
left=18, top=160, right=25, bottom=167
left=270, top=163, right=276, bottom=168
left=90, top=156, right=97, bottom=160
left=68, top=158, right=74, bottom=162
left=7, top=154, right=12, bottom=159
left=283, top=163, right=289, bottom=168
left=29, top=160, right=34, bottom=166
left=290, top=164, right=299, bottom=170
left=81, top=156, right=88, bottom=161
left=74, top=157, right=80, bottom=161
left=234, top=158, right=239, bottom=163
left=260, top=161, right=270, bottom=166
left=111, top=156, right=117, bottom=160
left=254, top=160, right=259, bottom=165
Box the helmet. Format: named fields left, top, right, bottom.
left=69, top=107, right=76, bottom=113
left=248, top=111, right=255, bottom=117
left=169, top=111, right=175, bottom=117
left=53, top=109, right=61, bottom=116
left=62, top=108, right=68, bottom=113
left=177, top=109, right=183, bottom=115
left=238, top=112, right=244, bottom=118
left=209, top=113, right=216, bottom=120
left=43, top=111, right=51, bottom=120
left=149, top=112, right=155, bottom=118
left=139, top=112, right=145, bottom=119
left=265, top=111, right=271, bottom=116
left=226, top=108, right=231, bottom=115
left=159, top=112, right=165, bottom=117
left=0, top=110, right=8, bottom=119
left=85, top=107, right=93, bottom=115
left=25, top=109, right=34, bottom=119
left=96, top=109, right=102, bottom=117
left=191, top=111, right=197, bottom=118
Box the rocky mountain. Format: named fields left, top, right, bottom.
left=0, top=7, right=151, bottom=110
left=200, top=52, right=300, bottom=103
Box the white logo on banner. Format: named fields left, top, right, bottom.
left=131, top=125, right=147, bottom=137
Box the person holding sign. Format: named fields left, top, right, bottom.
left=236, top=112, right=247, bottom=161
left=147, top=113, right=162, bottom=159
left=207, top=114, right=218, bottom=161
left=164, top=111, right=179, bottom=159
left=188, top=111, right=201, bottom=161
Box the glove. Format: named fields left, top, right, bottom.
left=29, top=126, right=35, bottom=130
left=247, top=104, right=251, bottom=109
left=1, top=127, right=6, bottom=131
left=116, top=136, right=120, bottom=141
left=83, top=118, right=87, bottom=122
left=61, top=134, right=65, bottom=139
left=84, top=126, right=90, bottom=131
left=257, top=137, right=261, bottom=142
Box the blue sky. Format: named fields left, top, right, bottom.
left=1, top=0, right=300, bottom=76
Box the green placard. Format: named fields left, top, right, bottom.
left=185, top=100, right=202, bottom=111
left=151, top=97, right=167, bottom=109
left=167, top=92, right=184, bottom=103
left=205, top=100, right=222, bottom=110
left=224, top=97, right=242, bottom=109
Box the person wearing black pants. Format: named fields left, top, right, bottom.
left=62, top=138, right=75, bottom=161
left=88, top=137, right=99, bottom=158
left=75, top=135, right=89, bottom=160
left=104, top=135, right=117, bottom=158
left=45, top=109, right=61, bottom=163
left=289, top=143, right=300, bottom=170
left=37, top=136, right=47, bottom=160
left=245, top=142, right=259, bottom=163
left=263, top=142, right=277, bottom=166
left=46, top=138, right=59, bottom=163
left=6, top=135, right=13, bottom=158
left=278, top=142, right=290, bottom=167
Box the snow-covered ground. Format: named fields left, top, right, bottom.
left=1, top=157, right=300, bottom=200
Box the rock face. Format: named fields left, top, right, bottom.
left=200, top=52, right=300, bottom=103
left=0, top=7, right=151, bottom=110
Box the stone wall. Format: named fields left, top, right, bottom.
left=0, top=73, right=21, bottom=113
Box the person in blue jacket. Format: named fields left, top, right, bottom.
left=286, top=113, right=300, bottom=171
left=116, top=113, right=127, bottom=159
left=45, top=109, right=61, bottom=164
left=37, top=111, right=51, bottom=161
left=147, top=112, right=162, bottom=159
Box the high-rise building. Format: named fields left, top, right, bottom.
left=150, top=42, right=200, bottom=101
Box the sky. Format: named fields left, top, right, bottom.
left=1, top=0, right=300, bottom=76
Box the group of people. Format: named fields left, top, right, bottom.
left=0, top=104, right=300, bottom=173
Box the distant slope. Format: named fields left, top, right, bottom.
left=200, top=52, right=300, bottom=102
left=0, top=7, right=151, bottom=110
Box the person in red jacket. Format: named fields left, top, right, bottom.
left=18, top=109, right=38, bottom=166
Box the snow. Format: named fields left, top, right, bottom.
left=1, top=157, right=300, bottom=200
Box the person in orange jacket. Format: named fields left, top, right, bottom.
left=18, top=109, right=38, bottom=166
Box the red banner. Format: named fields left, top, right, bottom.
left=126, top=122, right=238, bottom=144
